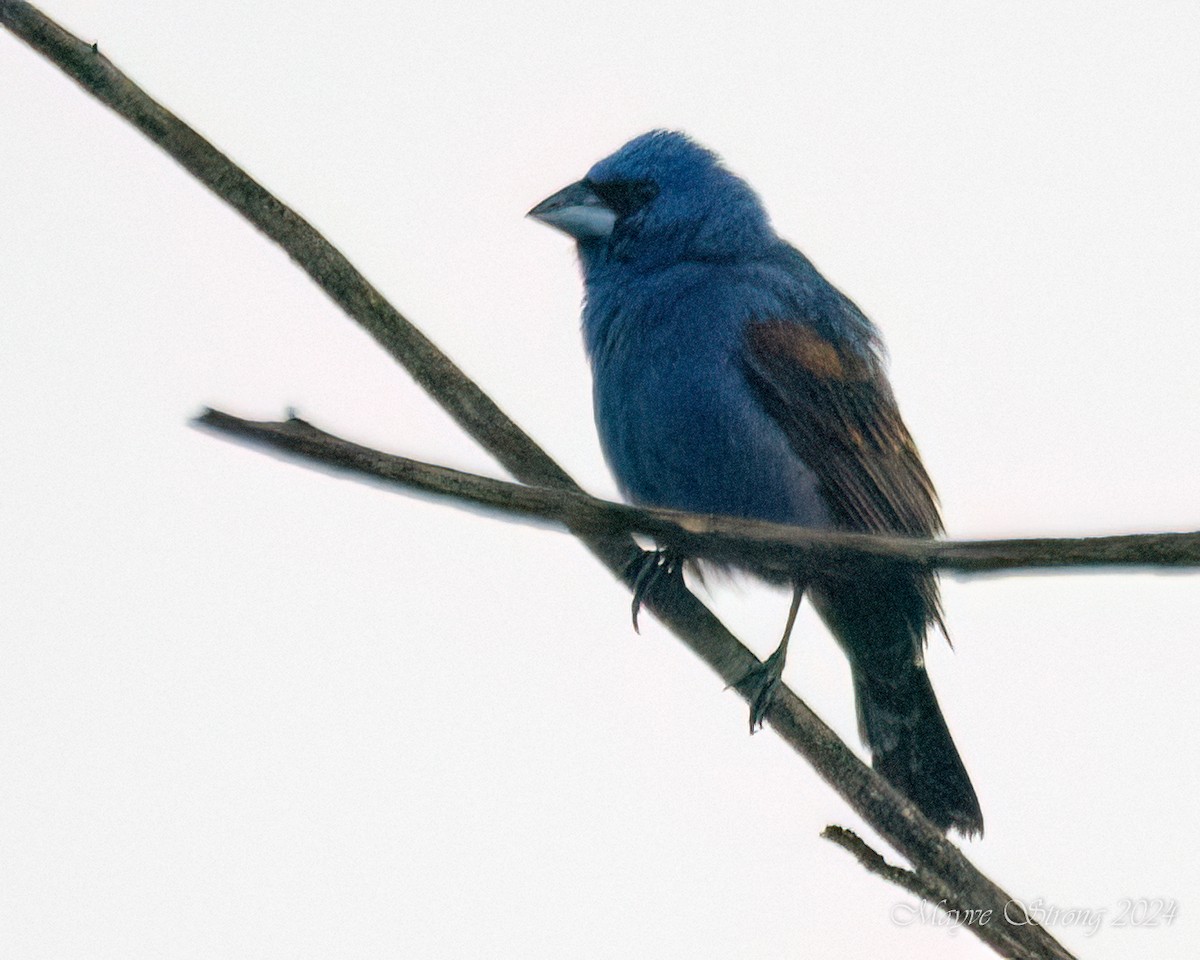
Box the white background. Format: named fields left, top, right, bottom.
left=3, top=2, right=1198, bottom=958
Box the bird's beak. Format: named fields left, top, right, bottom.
left=527, top=180, right=617, bottom=241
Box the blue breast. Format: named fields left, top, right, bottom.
left=582, top=259, right=832, bottom=530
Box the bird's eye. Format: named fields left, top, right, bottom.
left=588, top=178, right=660, bottom=218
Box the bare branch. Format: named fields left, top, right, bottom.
left=2, top=5, right=1082, bottom=957
left=822, top=825, right=941, bottom=902
left=822, top=827, right=1028, bottom=949
left=196, top=410, right=1080, bottom=960
left=196, top=409, right=1200, bottom=578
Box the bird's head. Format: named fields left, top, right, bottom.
left=528, top=130, right=775, bottom=270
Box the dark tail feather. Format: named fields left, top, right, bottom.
left=853, top=664, right=983, bottom=837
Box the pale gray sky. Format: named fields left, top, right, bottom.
left=2, top=2, right=1199, bottom=958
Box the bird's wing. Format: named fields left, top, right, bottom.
left=741, top=319, right=942, bottom=538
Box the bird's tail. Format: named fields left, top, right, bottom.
left=852, top=663, right=983, bottom=837
left=812, top=580, right=983, bottom=837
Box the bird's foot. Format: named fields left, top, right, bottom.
left=730, top=645, right=787, bottom=734
left=625, top=548, right=685, bottom=632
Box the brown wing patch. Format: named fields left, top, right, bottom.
left=742, top=318, right=946, bottom=636
left=742, top=320, right=941, bottom=539
left=751, top=323, right=870, bottom=382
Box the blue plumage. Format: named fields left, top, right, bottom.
left=530, top=130, right=982, bottom=836
left=587, top=255, right=833, bottom=527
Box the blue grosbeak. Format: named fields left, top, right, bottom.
left=529, top=131, right=982, bottom=836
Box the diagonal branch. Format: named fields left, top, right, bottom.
left=2, top=4, right=1079, bottom=958
left=196, top=414, right=1090, bottom=960
left=196, top=409, right=1200, bottom=578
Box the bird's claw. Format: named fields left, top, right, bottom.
left=625, top=548, right=684, bottom=632
left=730, top=646, right=787, bottom=733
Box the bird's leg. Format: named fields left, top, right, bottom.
left=737, top=583, right=805, bottom=733
left=625, top=547, right=686, bottom=632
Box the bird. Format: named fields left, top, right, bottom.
left=527, top=130, right=982, bottom=837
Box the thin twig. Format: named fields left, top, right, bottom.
left=196, top=410, right=1200, bottom=578
left=822, top=825, right=941, bottom=902
left=1, top=5, right=1079, bottom=957
left=822, top=827, right=1017, bottom=942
